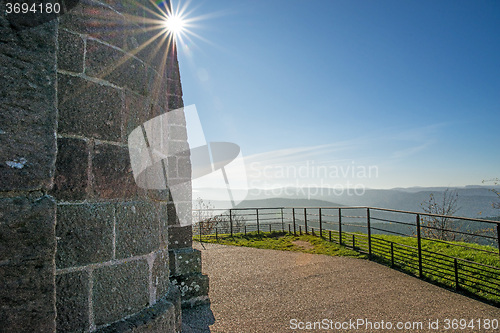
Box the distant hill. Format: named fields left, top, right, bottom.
left=242, top=186, right=500, bottom=218
left=194, top=186, right=500, bottom=219
left=235, top=197, right=343, bottom=209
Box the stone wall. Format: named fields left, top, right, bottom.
left=0, top=11, right=58, bottom=332
left=0, top=1, right=207, bottom=332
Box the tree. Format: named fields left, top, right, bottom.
left=419, top=188, right=495, bottom=243
left=193, top=197, right=224, bottom=235
left=483, top=178, right=500, bottom=212
left=419, top=189, right=461, bottom=241
left=193, top=197, right=247, bottom=235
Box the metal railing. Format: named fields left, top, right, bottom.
left=193, top=206, right=500, bottom=304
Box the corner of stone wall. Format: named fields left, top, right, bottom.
left=169, top=246, right=210, bottom=308
left=168, top=210, right=210, bottom=307
left=0, top=12, right=59, bottom=333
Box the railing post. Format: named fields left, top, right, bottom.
left=269, top=224, right=272, bottom=233
left=367, top=208, right=372, bottom=256
left=312, top=227, right=315, bottom=236
left=319, top=208, right=323, bottom=238
left=288, top=224, right=291, bottom=234
left=304, top=208, right=308, bottom=234
left=497, top=223, right=500, bottom=258
left=390, top=242, right=394, bottom=267
left=416, top=213, right=423, bottom=278
left=230, top=209, right=233, bottom=238
left=244, top=225, right=247, bottom=235
left=256, top=209, right=260, bottom=234
left=216, top=227, right=218, bottom=241
left=293, top=208, right=296, bottom=236
left=281, top=208, right=284, bottom=232
left=199, top=222, right=202, bottom=242
left=338, top=208, right=342, bottom=245
left=454, top=258, right=460, bottom=291
left=299, top=225, right=302, bottom=235
left=352, top=234, right=355, bottom=249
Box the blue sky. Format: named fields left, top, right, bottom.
left=173, top=0, right=500, bottom=189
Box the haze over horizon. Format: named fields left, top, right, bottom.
left=174, top=0, right=500, bottom=190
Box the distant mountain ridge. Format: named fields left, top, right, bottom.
left=235, top=197, right=343, bottom=209
left=199, top=186, right=500, bottom=218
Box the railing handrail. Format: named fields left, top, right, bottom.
left=193, top=206, right=500, bottom=225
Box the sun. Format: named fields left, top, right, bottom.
left=164, top=14, right=185, bottom=36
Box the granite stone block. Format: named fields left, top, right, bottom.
left=86, top=39, right=148, bottom=95
left=92, top=143, right=138, bottom=199
left=58, top=29, right=85, bottom=73
left=169, top=249, right=201, bottom=277
left=168, top=225, right=192, bottom=249
left=115, top=202, right=160, bottom=258
left=52, top=137, right=89, bottom=201
left=171, top=274, right=209, bottom=303
left=93, top=260, right=149, bottom=326
left=56, top=270, right=90, bottom=332
left=58, top=73, right=123, bottom=141
left=56, top=203, right=114, bottom=268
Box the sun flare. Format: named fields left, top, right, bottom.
left=164, top=14, right=185, bottom=35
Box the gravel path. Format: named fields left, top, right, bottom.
left=182, top=242, right=499, bottom=333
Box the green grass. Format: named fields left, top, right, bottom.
left=362, top=233, right=500, bottom=304
left=197, top=231, right=366, bottom=258
left=196, top=230, right=500, bottom=305
left=370, top=233, right=500, bottom=266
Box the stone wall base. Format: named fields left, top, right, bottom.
left=169, top=248, right=210, bottom=307
left=171, top=273, right=210, bottom=308
left=95, top=283, right=182, bottom=333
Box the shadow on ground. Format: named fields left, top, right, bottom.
left=182, top=303, right=215, bottom=333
